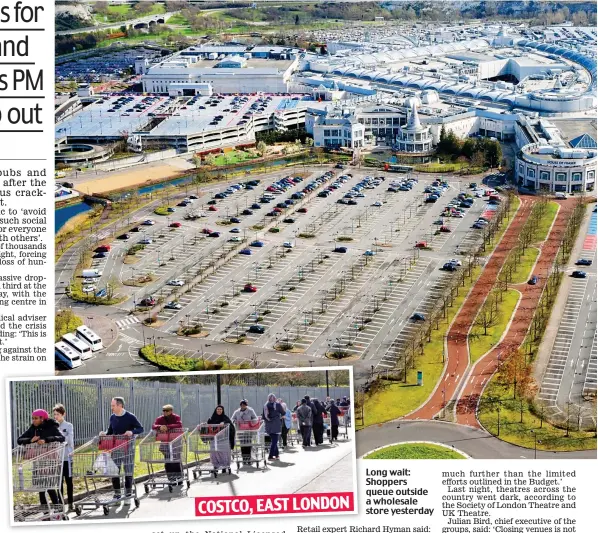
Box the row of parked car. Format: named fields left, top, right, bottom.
left=388, top=176, right=418, bottom=193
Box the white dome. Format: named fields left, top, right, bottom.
left=421, top=90, right=439, bottom=104
left=404, top=96, right=421, bottom=109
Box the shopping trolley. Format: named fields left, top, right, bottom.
left=322, top=414, right=333, bottom=443
left=140, top=429, right=190, bottom=493
left=338, top=407, right=350, bottom=439
left=12, top=443, right=67, bottom=522
left=71, top=435, right=140, bottom=517
left=188, top=424, right=231, bottom=478
left=233, top=418, right=266, bottom=470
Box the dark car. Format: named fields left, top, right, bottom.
left=239, top=248, right=252, bottom=255
left=207, top=199, right=217, bottom=205
left=571, top=271, right=587, bottom=278
left=333, top=246, right=348, bottom=253
left=575, top=258, right=593, bottom=266
left=140, top=297, right=156, bottom=307
left=250, top=241, right=264, bottom=247
left=118, top=233, right=130, bottom=240
left=348, top=199, right=358, bottom=205
left=93, top=252, right=107, bottom=259
left=208, top=231, right=220, bottom=238
left=248, top=324, right=265, bottom=334
left=528, top=275, right=538, bottom=285
left=241, top=209, right=253, bottom=216
left=283, top=218, right=295, bottom=223
left=442, top=263, right=457, bottom=272
left=230, top=217, right=241, bottom=224
left=251, top=203, right=261, bottom=210
left=411, top=313, right=426, bottom=321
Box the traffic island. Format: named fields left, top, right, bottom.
left=363, top=442, right=469, bottom=459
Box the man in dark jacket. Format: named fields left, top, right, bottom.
left=296, top=399, right=313, bottom=447
left=100, top=397, right=144, bottom=502
left=152, top=405, right=183, bottom=483
left=18, top=409, right=65, bottom=506
left=328, top=403, right=342, bottom=441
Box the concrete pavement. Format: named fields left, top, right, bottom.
left=69, top=438, right=355, bottom=521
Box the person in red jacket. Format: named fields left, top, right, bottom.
left=152, top=405, right=184, bottom=484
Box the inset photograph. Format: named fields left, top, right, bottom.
left=9, top=368, right=355, bottom=523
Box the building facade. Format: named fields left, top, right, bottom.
left=516, top=142, right=596, bottom=193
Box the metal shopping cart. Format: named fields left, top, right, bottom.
left=140, top=429, right=190, bottom=494
left=338, top=408, right=350, bottom=439
left=233, top=418, right=266, bottom=470
left=71, top=435, right=140, bottom=517
left=12, top=443, right=67, bottom=522
left=188, top=424, right=231, bottom=479
left=322, top=414, right=333, bottom=443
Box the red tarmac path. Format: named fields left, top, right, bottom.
left=405, top=196, right=536, bottom=421
left=455, top=198, right=575, bottom=427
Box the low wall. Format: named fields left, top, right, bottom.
left=94, top=149, right=178, bottom=172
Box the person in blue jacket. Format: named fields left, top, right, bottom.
left=100, top=397, right=143, bottom=502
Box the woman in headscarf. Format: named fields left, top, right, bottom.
left=17, top=409, right=65, bottom=506
left=312, top=399, right=327, bottom=445
left=207, top=405, right=235, bottom=474
left=327, top=402, right=342, bottom=442
left=263, top=393, right=285, bottom=460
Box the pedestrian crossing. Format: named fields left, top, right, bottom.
left=116, top=316, right=140, bottom=330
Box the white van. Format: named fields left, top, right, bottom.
left=82, top=269, right=103, bottom=278
left=555, top=192, right=567, bottom=199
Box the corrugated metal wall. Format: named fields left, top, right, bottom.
left=10, top=379, right=351, bottom=447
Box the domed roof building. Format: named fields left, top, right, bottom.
left=395, top=101, right=433, bottom=153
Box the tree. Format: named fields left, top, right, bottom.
left=486, top=140, right=502, bottom=168
left=256, top=141, right=267, bottom=156
left=106, top=276, right=119, bottom=300
left=572, top=11, right=588, bottom=26
left=93, top=1, right=109, bottom=15
left=471, top=150, right=486, bottom=169
left=134, top=3, right=153, bottom=15
left=474, top=299, right=499, bottom=336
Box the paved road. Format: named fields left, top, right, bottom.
left=356, top=420, right=596, bottom=459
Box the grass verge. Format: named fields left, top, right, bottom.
left=510, top=247, right=540, bottom=284
left=478, top=378, right=596, bottom=451
left=364, top=443, right=468, bottom=459
left=139, top=346, right=251, bottom=372
left=468, top=289, right=520, bottom=364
